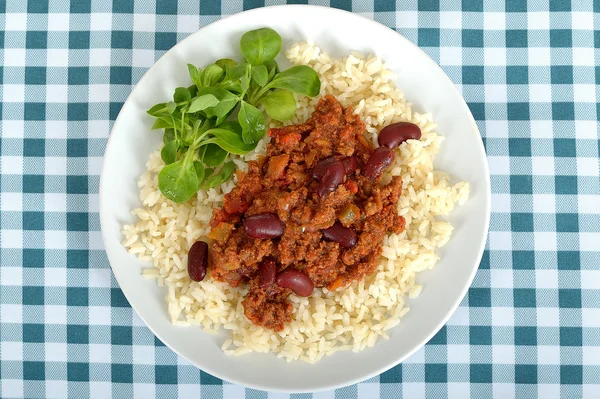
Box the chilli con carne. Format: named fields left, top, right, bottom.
left=189, top=96, right=421, bottom=331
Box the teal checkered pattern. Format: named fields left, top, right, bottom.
left=1, top=0, right=599, bottom=398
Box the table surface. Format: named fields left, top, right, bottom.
left=1, top=0, right=599, bottom=398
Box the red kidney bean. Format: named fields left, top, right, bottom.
left=322, top=221, right=357, bottom=248
left=188, top=241, right=208, bottom=282
left=276, top=269, right=314, bottom=297
left=259, top=258, right=277, bottom=289
left=318, top=161, right=345, bottom=197
left=311, top=156, right=336, bottom=180
left=341, top=156, right=358, bottom=174
left=244, top=213, right=285, bottom=239
left=363, top=147, right=395, bottom=179
left=378, top=122, right=421, bottom=149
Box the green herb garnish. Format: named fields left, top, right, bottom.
left=147, top=27, right=321, bottom=203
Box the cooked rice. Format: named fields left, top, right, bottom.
left=122, top=43, right=470, bottom=363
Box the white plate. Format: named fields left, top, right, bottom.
left=100, top=5, right=490, bottom=393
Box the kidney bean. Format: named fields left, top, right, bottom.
left=244, top=213, right=285, bottom=239
left=341, top=156, right=358, bottom=174
left=363, top=147, right=395, bottom=179
left=276, top=269, right=314, bottom=297
left=318, top=161, right=345, bottom=197
left=188, top=241, right=208, bottom=282
left=311, top=156, right=337, bottom=180
left=378, top=122, right=421, bottom=149
left=259, top=258, right=277, bottom=289
left=322, top=221, right=357, bottom=248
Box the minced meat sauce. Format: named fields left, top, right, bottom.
left=207, top=95, right=405, bottom=331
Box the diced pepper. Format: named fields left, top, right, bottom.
left=358, top=134, right=370, bottom=149
left=279, top=132, right=301, bottom=146
left=267, top=154, right=290, bottom=179
left=207, top=222, right=234, bottom=242
left=257, top=155, right=268, bottom=168
left=339, top=125, right=354, bottom=141
left=220, top=262, right=241, bottom=271
left=267, top=127, right=283, bottom=137
left=345, top=180, right=358, bottom=194
left=235, top=169, right=247, bottom=181
left=224, top=198, right=248, bottom=214
left=327, top=276, right=345, bottom=291
left=210, top=208, right=229, bottom=227
left=305, top=150, right=319, bottom=167
left=364, top=201, right=378, bottom=216
left=288, top=171, right=309, bottom=186
left=338, top=203, right=360, bottom=226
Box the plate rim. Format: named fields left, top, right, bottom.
left=99, top=4, right=491, bottom=392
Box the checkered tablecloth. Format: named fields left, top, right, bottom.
left=1, top=0, right=599, bottom=398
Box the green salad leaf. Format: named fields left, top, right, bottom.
left=187, top=64, right=203, bottom=88
left=203, top=128, right=256, bottom=155
left=173, top=87, right=191, bottom=103
left=266, top=65, right=320, bottom=96
left=199, top=162, right=235, bottom=189
left=151, top=118, right=173, bottom=130
left=228, top=62, right=249, bottom=80
left=251, top=65, right=268, bottom=87
left=161, top=140, right=179, bottom=165
left=238, top=101, right=265, bottom=144
left=163, top=128, right=175, bottom=144
left=196, top=87, right=240, bottom=119
left=158, top=153, right=198, bottom=203
left=193, top=160, right=205, bottom=183
left=240, top=28, right=281, bottom=66
left=147, top=102, right=171, bottom=117
left=263, top=89, right=296, bottom=121
left=201, top=144, right=228, bottom=167
left=215, top=58, right=237, bottom=72
left=201, top=64, right=225, bottom=87
left=188, top=94, right=219, bottom=113
left=266, top=60, right=279, bottom=81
